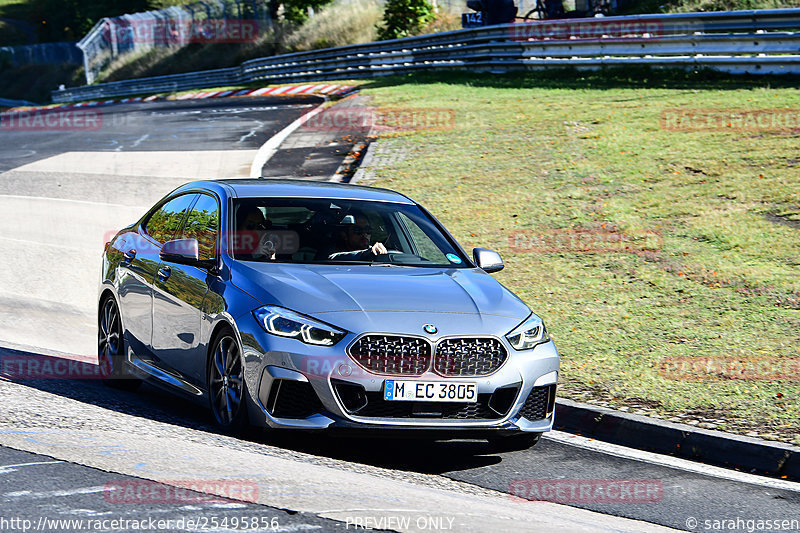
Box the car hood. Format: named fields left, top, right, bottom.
left=231, top=262, right=531, bottom=333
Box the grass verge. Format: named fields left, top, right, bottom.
left=354, top=69, right=800, bottom=445
left=96, top=0, right=385, bottom=84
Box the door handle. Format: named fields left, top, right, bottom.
left=157, top=265, right=171, bottom=282
left=122, top=249, right=136, bottom=263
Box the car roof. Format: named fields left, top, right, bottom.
left=177, top=179, right=416, bottom=205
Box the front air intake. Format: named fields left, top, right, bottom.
left=266, top=379, right=324, bottom=419
left=518, top=384, right=557, bottom=421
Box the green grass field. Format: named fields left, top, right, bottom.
left=354, top=70, right=800, bottom=444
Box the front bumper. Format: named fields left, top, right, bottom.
left=238, top=315, right=560, bottom=436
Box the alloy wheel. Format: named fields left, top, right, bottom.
left=98, top=298, right=122, bottom=378
left=209, top=334, right=245, bottom=427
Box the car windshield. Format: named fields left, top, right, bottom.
left=230, top=198, right=469, bottom=267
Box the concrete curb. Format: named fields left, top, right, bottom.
left=330, top=141, right=368, bottom=183
left=1, top=84, right=356, bottom=114
left=555, top=398, right=800, bottom=480
left=349, top=141, right=378, bottom=185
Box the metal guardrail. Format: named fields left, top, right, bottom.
left=52, top=8, right=800, bottom=103
left=53, top=67, right=244, bottom=101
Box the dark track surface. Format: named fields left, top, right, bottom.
left=0, top=96, right=319, bottom=172
left=0, top=445, right=352, bottom=532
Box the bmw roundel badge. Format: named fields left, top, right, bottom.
left=423, top=324, right=438, bottom=335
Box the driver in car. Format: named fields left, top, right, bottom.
left=328, top=213, right=387, bottom=261
left=237, top=205, right=277, bottom=260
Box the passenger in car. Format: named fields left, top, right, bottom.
left=328, top=212, right=387, bottom=261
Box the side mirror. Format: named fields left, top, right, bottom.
left=473, top=248, right=504, bottom=273
left=160, top=238, right=199, bottom=265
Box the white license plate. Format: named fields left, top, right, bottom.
left=383, top=380, right=477, bottom=403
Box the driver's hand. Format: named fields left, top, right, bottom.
left=371, top=242, right=388, bottom=256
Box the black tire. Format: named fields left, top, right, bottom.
left=488, top=432, right=541, bottom=452
left=207, top=328, right=249, bottom=433
left=98, top=296, right=141, bottom=391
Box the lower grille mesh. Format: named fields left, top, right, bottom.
left=267, top=380, right=324, bottom=419
left=518, top=384, right=556, bottom=421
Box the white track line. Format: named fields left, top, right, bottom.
left=545, top=430, right=800, bottom=493
left=0, top=194, right=147, bottom=209
left=248, top=99, right=327, bottom=178
left=0, top=461, right=63, bottom=474
left=5, top=485, right=108, bottom=499
left=0, top=235, right=88, bottom=252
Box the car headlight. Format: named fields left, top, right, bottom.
left=253, top=306, right=346, bottom=346
left=506, top=314, right=550, bottom=351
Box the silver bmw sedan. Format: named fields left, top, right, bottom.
left=99, top=179, right=559, bottom=450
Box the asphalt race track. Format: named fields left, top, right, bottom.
left=0, top=96, right=317, bottom=172
left=0, top=446, right=350, bottom=532
left=1, top=97, right=799, bottom=532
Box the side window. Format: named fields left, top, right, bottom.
left=144, top=194, right=197, bottom=244
left=397, top=212, right=448, bottom=263
left=180, top=194, right=219, bottom=261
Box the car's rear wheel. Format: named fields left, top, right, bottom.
left=208, top=328, right=249, bottom=433
left=98, top=296, right=141, bottom=390
left=488, top=432, right=541, bottom=452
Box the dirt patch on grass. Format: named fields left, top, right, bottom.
left=765, top=212, right=800, bottom=230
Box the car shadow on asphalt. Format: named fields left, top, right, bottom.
left=1, top=348, right=508, bottom=475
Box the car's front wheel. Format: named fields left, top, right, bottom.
left=98, top=296, right=141, bottom=390
left=207, top=328, right=249, bottom=433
